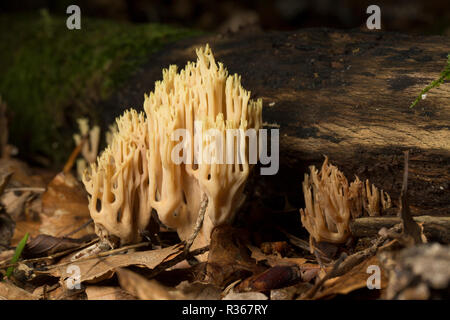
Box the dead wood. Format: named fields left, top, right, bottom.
left=350, top=216, right=450, bottom=243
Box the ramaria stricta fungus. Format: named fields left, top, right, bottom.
left=82, top=44, right=262, bottom=250
left=300, top=157, right=392, bottom=251
left=300, top=157, right=352, bottom=250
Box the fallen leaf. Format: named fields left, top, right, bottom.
left=260, top=241, right=288, bottom=256
left=270, top=283, right=311, bottom=300
left=23, top=234, right=88, bottom=258
left=248, top=244, right=310, bottom=267
left=175, top=281, right=222, bottom=300
left=315, top=255, right=387, bottom=299
left=222, top=291, right=268, bottom=300
left=116, top=268, right=178, bottom=300
left=0, top=171, right=12, bottom=195
left=1, top=190, right=32, bottom=220
left=0, top=208, right=15, bottom=249
left=0, top=158, right=45, bottom=189
left=206, top=226, right=265, bottom=287
left=43, top=244, right=184, bottom=284
left=85, top=286, right=136, bottom=300
left=0, top=280, right=39, bottom=300
left=10, top=218, right=42, bottom=246
left=40, top=172, right=93, bottom=238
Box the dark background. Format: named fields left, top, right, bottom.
left=2, top=0, right=450, bottom=35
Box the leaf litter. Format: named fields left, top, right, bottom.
left=0, top=98, right=448, bottom=301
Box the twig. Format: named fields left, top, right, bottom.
left=3, top=187, right=46, bottom=193
left=302, top=225, right=395, bottom=299
left=0, top=238, right=99, bottom=269
left=303, top=252, right=347, bottom=299
left=44, top=241, right=151, bottom=270
left=277, top=227, right=311, bottom=253
left=146, top=245, right=209, bottom=279
left=184, top=193, right=208, bottom=253
left=64, top=219, right=93, bottom=237
left=63, top=134, right=88, bottom=174
left=350, top=216, right=450, bottom=243
left=399, top=151, right=424, bottom=244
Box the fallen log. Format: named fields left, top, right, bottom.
left=350, top=216, right=450, bottom=243
left=103, top=28, right=450, bottom=216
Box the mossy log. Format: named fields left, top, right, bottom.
left=105, top=28, right=450, bottom=216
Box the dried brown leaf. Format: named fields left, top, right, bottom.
left=0, top=280, right=39, bottom=300
left=222, top=291, right=268, bottom=300
left=85, top=286, right=136, bottom=300
left=43, top=244, right=184, bottom=285
left=0, top=209, right=14, bottom=249
left=206, top=226, right=265, bottom=287
left=315, top=255, right=387, bottom=299
left=116, top=268, right=178, bottom=300
left=175, top=281, right=222, bottom=300
left=10, top=219, right=41, bottom=246
left=24, top=234, right=87, bottom=258
left=40, top=172, right=92, bottom=238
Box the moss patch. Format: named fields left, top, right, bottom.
left=0, top=11, right=200, bottom=165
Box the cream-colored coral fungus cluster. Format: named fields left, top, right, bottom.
left=300, top=157, right=391, bottom=250
left=82, top=45, right=262, bottom=249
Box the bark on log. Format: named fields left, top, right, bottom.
left=103, top=28, right=450, bottom=216
left=350, top=216, right=450, bottom=243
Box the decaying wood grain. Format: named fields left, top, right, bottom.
left=350, top=216, right=450, bottom=243
left=103, top=28, right=450, bottom=216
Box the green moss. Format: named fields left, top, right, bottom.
left=410, top=54, right=450, bottom=108
left=0, top=11, right=200, bottom=165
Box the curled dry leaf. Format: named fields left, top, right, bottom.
left=23, top=234, right=89, bottom=258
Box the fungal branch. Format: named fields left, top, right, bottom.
left=300, top=157, right=392, bottom=252
left=82, top=45, right=262, bottom=251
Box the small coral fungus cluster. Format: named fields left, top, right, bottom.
left=82, top=45, right=262, bottom=250
left=300, top=157, right=391, bottom=250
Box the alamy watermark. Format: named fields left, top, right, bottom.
left=170, top=121, right=279, bottom=176
left=366, top=5, right=381, bottom=30
left=65, top=265, right=81, bottom=290
left=366, top=264, right=381, bottom=289
left=66, top=5, right=81, bottom=30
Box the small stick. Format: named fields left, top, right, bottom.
left=399, top=151, right=424, bottom=244
left=302, top=225, right=395, bottom=299
left=63, top=134, right=88, bottom=174
left=3, top=187, right=46, bottom=193
left=146, top=245, right=209, bottom=279
left=44, top=241, right=151, bottom=270
left=0, top=238, right=99, bottom=269
left=303, top=252, right=348, bottom=299
left=64, top=219, right=93, bottom=237
left=184, top=193, right=208, bottom=253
